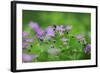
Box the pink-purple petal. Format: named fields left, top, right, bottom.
left=84, top=44, right=91, bottom=53
left=29, top=21, right=39, bottom=30
left=22, top=32, right=29, bottom=38
left=22, top=54, right=38, bottom=62
left=45, top=26, right=55, bottom=37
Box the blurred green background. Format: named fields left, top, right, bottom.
left=23, top=10, right=91, bottom=35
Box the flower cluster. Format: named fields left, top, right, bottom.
left=22, top=21, right=91, bottom=62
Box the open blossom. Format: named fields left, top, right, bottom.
left=56, top=25, right=65, bottom=32
left=22, top=53, right=38, bottom=62
left=45, top=26, right=55, bottom=37
left=65, top=25, right=72, bottom=31
left=56, top=25, right=65, bottom=35
left=36, top=28, right=44, bottom=38
left=84, top=44, right=91, bottom=53
left=22, top=32, right=29, bottom=38
left=75, top=34, right=84, bottom=40
left=29, top=21, right=44, bottom=38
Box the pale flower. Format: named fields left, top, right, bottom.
left=48, top=47, right=60, bottom=55
left=75, top=34, right=84, bottom=41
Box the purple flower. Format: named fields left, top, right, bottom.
left=29, top=21, right=44, bottom=38
left=22, top=53, right=38, bottom=62
left=84, top=44, right=91, bottom=53
left=29, top=21, right=39, bottom=31
left=45, top=26, right=55, bottom=37
left=22, top=42, right=28, bottom=48
left=75, top=34, right=84, bottom=40
left=22, top=32, right=29, bottom=38
left=25, top=38, right=34, bottom=42
left=36, top=29, right=44, bottom=38
left=65, top=25, right=72, bottom=31
left=56, top=25, right=65, bottom=35
left=56, top=25, right=65, bottom=31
